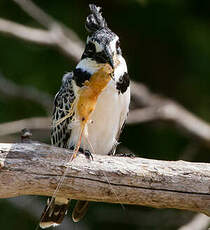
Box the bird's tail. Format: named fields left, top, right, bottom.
left=39, top=197, right=70, bottom=229
left=72, top=200, right=89, bottom=222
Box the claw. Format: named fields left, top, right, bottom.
left=84, top=150, right=94, bottom=160
left=114, top=152, right=135, bottom=158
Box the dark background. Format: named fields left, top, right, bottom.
left=0, top=0, right=209, bottom=229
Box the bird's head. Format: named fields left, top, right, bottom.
left=81, top=4, right=122, bottom=69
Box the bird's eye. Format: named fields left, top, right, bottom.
left=86, top=42, right=96, bottom=54
left=81, top=42, right=96, bottom=59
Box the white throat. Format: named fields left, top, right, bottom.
left=76, top=55, right=127, bottom=82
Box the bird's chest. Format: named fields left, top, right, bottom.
left=89, top=82, right=123, bottom=134
left=70, top=81, right=130, bottom=155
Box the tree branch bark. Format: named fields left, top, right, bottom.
left=0, top=142, right=209, bottom=216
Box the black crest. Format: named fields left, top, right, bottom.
left=85, top=4, right=108, bottom=33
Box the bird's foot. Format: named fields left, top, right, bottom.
left=84, top=150, right=94, bottom=160
left=70, top=146, right=93, bottom=160
left=114, top=152, right=135, bottom=158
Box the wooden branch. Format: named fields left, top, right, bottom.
left=0, top=143, right=209, bottom=216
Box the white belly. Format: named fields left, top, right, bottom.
left=69, top=81, right=130, bottom=155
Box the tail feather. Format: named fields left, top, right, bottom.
left=72, top=200, right=89, bottom=222
left=39, top=197, right=70, bottom=229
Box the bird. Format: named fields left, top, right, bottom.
left=39, top=4, right=130, bottom=229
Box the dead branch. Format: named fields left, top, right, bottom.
left=3, top=0, right=83, bottom=61
left=0, top=72, right=53, bottom=113
left=0, top=18, right=53, bottom=45
left=0, top=17, right=83, bottom=60
left=3, top=96, right=210, bottom=147
left=12, top=0, right=84, bottom=61
left=0, top=142, right=209, bottom=216
left=0, top=117, right=50, bottom=136
left=129, top=81, right=210, bottom=147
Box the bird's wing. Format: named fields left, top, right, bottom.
left=40, top=73, right=75, bottom=229
left=51, top=72, right=76, bottom=148
left=116, top=85, right=130, bottom=142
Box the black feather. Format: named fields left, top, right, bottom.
left=85, top=4, right=107, bottom=33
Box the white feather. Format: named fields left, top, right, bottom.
left=70, top=55, right=130, bottom=155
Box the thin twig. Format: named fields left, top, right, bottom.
left=129, top=82, right=210, bottom=147
left=0, top=72, right=53, bottom=113
left=0, top=117, right=50, bottom=136
left=0, top=18, right=53, bottom=45
left=12, top=0, right=84, bottom=61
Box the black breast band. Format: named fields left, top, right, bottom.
left=73, top=68, right=91, bottom=87
left=116, top=72, right=130, bottom=94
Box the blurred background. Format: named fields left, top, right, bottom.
left=0, top=0, right=210, bottom=229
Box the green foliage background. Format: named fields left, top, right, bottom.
left=0, top=0, right=209, bottom=229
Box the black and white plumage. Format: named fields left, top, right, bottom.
left=39, top=4, right=130, bottom=228
left=51, top=73, right=75, bottom=148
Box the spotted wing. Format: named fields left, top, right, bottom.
left=51, top=72, right=76, bottom=148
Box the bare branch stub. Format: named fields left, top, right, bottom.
left=0, top=142, right=209, bottom=216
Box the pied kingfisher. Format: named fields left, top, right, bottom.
left=39, top=4, right=130, bottom=228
